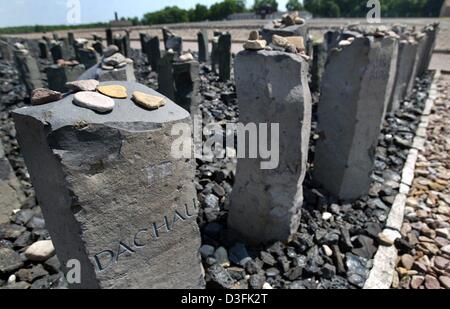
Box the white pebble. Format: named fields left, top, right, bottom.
left=322, top=212, right=333, bottom=221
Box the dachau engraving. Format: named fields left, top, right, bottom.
left=93, top=200, right=198, bottom=272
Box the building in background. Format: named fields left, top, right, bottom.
left=441, top=0, right=450, bottom=17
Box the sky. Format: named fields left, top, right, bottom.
left=0, top=0, right=290, bottom=28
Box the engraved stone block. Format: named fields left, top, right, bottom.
left=13, top=81, right=204, bottom=289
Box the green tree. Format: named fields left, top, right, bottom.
left=143, top=6, right=189, bottom=25
left=253, top=0, right=279, bottom=13
left=188, top=4, right=209, bottom=22
left=209, top=0, right=247, bottom=20
left=286, top=0, right=303, bottom=11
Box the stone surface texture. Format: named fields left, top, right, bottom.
left=0, top=142, right=25, bottom=224
left=314, top=37, right=399, bottom=201
left=12, top=81, right=204, bottom=289
left=228, top=50, right=311, bottom=245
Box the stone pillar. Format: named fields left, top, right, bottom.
left=218, top=33, right=231, bottom=81
left=197, top=29, right=209, bottom=63
left=77, top=48, right=99, bottom=70
left=144, top=36, right=161, bottom=71
left=388, top=39, right=418, bottom=113
left=106, top=28, right=113, bottom=46
left=311, top=40, right=327, bottom=93
left=211, top=37, right=219, bottom=74
left=406, top=33, right=427, bottom=96
left=324, top=30, right=342, bottom=51
left=157, top=53, right=176, bottom=101
left=68, top=32, right=75, bottom=46
left=162, top=27, right=172, bottom=50
left=46, top=64, right=86, bottom=92
left=123, top=31, right=131, bottom=58
left=77, top=63, right=136, bottom=82
left=0, top=39, right=13, bottom=61
left=14, top=50, right=44, bottom=96
left=92, top=41, right=104, bottom=56
left=113, top=35, right=124, bottom=56
left=0, top=142, right=26, bottom=224
left=314, top=37, right=398, bottom=201
left=50, top=43, right=64, bottom=63
left=60, top=37, right=75, bottom=59
left=12, top=81, right=204, bottom=289
left=228, top=50, right=312, bottom=245
left=38, top=40, right=48, bottom=59
left=173, top=60, right=200, bottom=113
left=417, top=24, right=439, bottom=76
left=261, top=22, right=308, bottom=45
left=166, top=36, right=183, bottom=56
left=139, top=33, right=148, bottom=53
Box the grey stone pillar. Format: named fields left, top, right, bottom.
left=113, top=35, right=125, bottom=56
left=46, top=64, right=86, bottom=92
left=68, top=32, right=75, bottom=46
left=50, top=43, right=64, bottom=63
left=77, top=63, right=136, bottom=82
left=197, top=29, right=209, bottom=63
left=311, top=40, right=327, bottom=93
left=406, top=33, right=427, bottom=96
left=0, top=39, right=13, bottom=61
left=173, top=60, right=200, bottom=113
left=388, top=39, right=418, bottom=113
left=123, top=31, right=131, bottom=58
left=38, top=40, right=48, bottom=59
left=143, top=36, right=161, bottom=71
left=139, top=33, right=148, bottom=53
left=417, top=24, right=439, bottom=76
left=162, top=27, right=172, bottom=50
left=92, top=41, right=104, bottom=56
left=14, top=50, right=44, bottom=96
left=158, top=54, right=199, bottom=113
left=157, top=53, right=176, bottom=101
left=77, top=48, right=99, bottom=70
left=12, top=81, right=204, bottom=289
left=0, top=142, right=26, bottom=224
left=211, top=37, right=219, bottom=74
left=314, top=37, right=398, bottom=201
left=218, top=33, right=231, bottom=81
left=228, top=50, right=312, bottom=245
left=166, top=36, right=183, bottom=56
left=261, top=22, right=308, bottom=45
left=106, top=28, right=113, bottom=46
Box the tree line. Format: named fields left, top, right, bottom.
left=0, top=0, right=444, bottom=34
left=302, top=0, right=444, bottom=18
left=142, top=0, right=444, bottom=24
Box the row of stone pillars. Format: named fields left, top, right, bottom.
left=229, top=23, right=439, bottom=244
left=7, top=21, right=439, bottom=288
